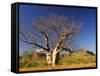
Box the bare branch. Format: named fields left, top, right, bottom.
left=39, top=31, right=50, bottom=51
left=21, top=14, right=81, bottom=54
left=20, top=31, right=49, bottom=52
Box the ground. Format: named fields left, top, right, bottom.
left=19, top=50, right=96, bottom=72
left=19, top=62, right=96, bottom=71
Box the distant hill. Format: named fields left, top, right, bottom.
left=60, top=50, right=96, bottom=67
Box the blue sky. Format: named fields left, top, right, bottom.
left=19, top=4, right=97, bottom=55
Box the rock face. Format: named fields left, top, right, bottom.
left=86, top=50, right=95, bottom=56
left=69, top=50, right=95, bottom=57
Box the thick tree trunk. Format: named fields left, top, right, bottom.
left=52, top=51, right=60, bottom=67
left=52, top=52, right=56, bottom=67
left=46, top=52, right=52, bottom=65
left=55, top=52, right=60, bottom=64
left=46, top=50, right=60, bottom=67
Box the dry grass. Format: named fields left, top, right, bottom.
left=19, top=50, right=96, bottom=72
left=19, top=62, right=96, bottom=72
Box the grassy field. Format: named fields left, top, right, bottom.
left=19, top=50, right=96, bottom=72
left=19, top=63, right=96, bottom=71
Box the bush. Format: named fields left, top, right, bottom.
left=19, top=51, right=47, bottom=68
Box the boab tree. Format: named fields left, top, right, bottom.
left=20, top=14, right=81, bottom=67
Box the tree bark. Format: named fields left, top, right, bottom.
left=55, top=52, right=60, bottom=64
left=46, top=52, right=52, bottom=65
left=52, top=52, right=56, bottom=67
left=45, top=51, right=60, bottom=67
